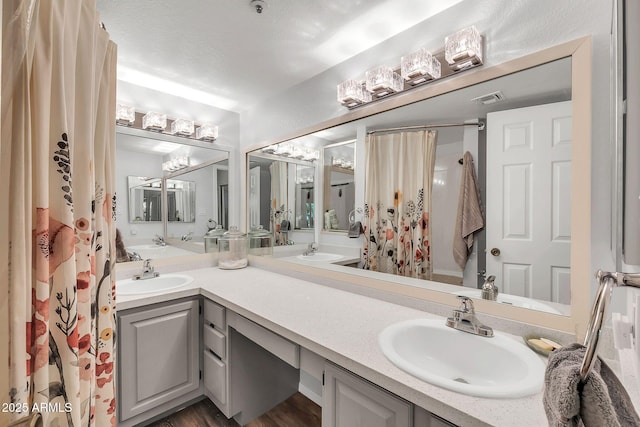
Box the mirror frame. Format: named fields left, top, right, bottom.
left=242, top=37, right=592, bottom=338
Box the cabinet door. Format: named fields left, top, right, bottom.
left=118, top=299, right=200, bottom=422
left=322, top=363, right=412, bottom=427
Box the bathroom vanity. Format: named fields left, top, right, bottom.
left=116, top=264, right=552, bottom=427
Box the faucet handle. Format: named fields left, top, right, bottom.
left=456, top=296, right=475, bottom=313
left=143, top=259, right=152, bottom=269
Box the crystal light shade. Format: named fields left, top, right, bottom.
left=337, top=80, right=372, bottom=108
left=170, top=118, right=195, bottom=136
left=162, top=156, right=190, bottom=172
left=196, top=124, right=219, bottom=141
left=365, top=66, right=404, bottom=98
left=401, top=48, right=441, bottom=85
left=116, top=104, right=136, bottom=125
left=445, top=25, right=483, bottom=71
left=142, top=111, right=167, bottom=131
left=302, top=148, right=320, bottom=162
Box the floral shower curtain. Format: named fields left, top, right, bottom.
left=363, top=130, right=437, bottom=279
left=2, top=1, right=117, bottom=426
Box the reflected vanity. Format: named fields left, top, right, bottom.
left=244, top=37, right=592, bottom=336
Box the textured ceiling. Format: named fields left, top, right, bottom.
left=96, top=0, right=463, bottom=112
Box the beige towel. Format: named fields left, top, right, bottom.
left=453, top=151, right=484, bottom=269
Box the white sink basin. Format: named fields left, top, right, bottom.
left=379, top=319, right=545, bottom=398
left=116, top=274, right=193, bottom=295
left=454, top=290, right=563, bottom=315
left=296, top=252, right=344, bottom=262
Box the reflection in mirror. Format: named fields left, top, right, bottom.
left=246, top=54, right=574, bottom=316
left=166, top=161, right=228, bottom=243
left=323, top=140, right=355, bottom=231
left=127, top=176, right=162, bottom=222
left=116, top=128, right=230, bottom=261
left=295, top=164, right=315, bottom=229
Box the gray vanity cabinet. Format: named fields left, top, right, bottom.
left=322, top=362, right=412, bottom=427
left=203, top=299, right=230, bottom=415
left=117, top=298, right=201, bottom=426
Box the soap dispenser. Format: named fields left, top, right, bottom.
left=481, top=275, right=498, bottom=301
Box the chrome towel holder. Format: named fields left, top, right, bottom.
left=580, top=270, right=640, bottom=382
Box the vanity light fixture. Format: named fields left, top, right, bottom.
left=445, top=25, right=483, bottom=71
left=142, top=111, right=167, bottom=131
left=365, top=66, right=404, bottom=98
left=337, top=79, right=372, bottom=108
left=276, top=144, right=294, bottom=157
left=162, top=156, right=190, bottom=172
left=261, top=144, right=279, bottom=154
left=116, top=103, right=136, bottom=126
left=196, top=124, right=219, bottom=142
left=302, top=148, right=320, bottom=162
left=401, top=48, right=441, bottom=85
left=170, top=118, right=195, bottom=137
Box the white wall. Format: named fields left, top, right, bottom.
left=240, top=0, right=616, bottom=301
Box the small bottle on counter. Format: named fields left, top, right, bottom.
left=218, top=226, right=248, bottom=269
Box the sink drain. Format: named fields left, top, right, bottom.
left=453, top=377, right=469, bottom=384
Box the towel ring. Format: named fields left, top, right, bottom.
left=580, top=270, right=640, bottom=383
left=349, top=207, right=363, bottom=224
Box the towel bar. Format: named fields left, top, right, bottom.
left=580, top=270, right=640, bottom=382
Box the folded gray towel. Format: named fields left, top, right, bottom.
left=348, top=221, right=363, bottom=238
left=543, top=343, right=640, bottom=427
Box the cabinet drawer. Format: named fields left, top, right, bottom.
left=204, top=350, right=227, bottom=405
left=204, top=299, right=226, bottom=331
left=228, top=312, right=299, bottom=368
left=204, top=323, right=226, bottom=359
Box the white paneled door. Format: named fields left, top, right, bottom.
left=486, top=101, right=572, bottom=303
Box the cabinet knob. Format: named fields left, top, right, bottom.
left=490, top=248, right=501, bottom=257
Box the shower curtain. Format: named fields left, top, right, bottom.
left=363, top=130, right=437, bottom=279
left=1, top=1, right=118, bottom=426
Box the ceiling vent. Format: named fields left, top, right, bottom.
left=471, top=90, right=505, bottom=105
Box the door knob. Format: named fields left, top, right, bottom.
left=490, top=248, right=501, bottom=256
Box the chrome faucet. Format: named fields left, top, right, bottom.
left=481, top=275, right=498, bottom=301
left=128, top=250, right=142, bottom=261
left=446, top=296, right=494, bottom=337
left=302, top=242, right=318, bottom=256
left=152, top=234, right=166, bottom=246
left=133, top=259, right=159, bottom=280
left=181, top=231, right=193, bottom=241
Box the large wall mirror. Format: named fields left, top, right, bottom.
left=244, top=38, right=592, bottom=335
left=116, top=127, right=231, bottom=261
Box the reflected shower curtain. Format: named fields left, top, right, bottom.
left=1, top=1, right=118, bottom=426
left=363, top=131, right=437, bottom=279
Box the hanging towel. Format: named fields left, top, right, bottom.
left=280, top=219, right=291, bottom=231
left=348, top=221, right=364, bottom=238
left=543, top=343, right=640, bottom=427
left=453, top=151, right=484, bottom=269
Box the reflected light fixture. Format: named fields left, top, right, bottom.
left=170, top=118, right=195, bottom=137
left=196, top=124, right=219, bottom=142
left=337, top=79, right=372, bottom=108
left=142, top=111, right=167, bottom=131
left=162, top=156, right=190, bottom=172
left=445, top=25, right=483, bottom=71
left=365, top=66, right=404, bottom=98
left=401, top=48, right=441, bottom=85
left=116, top=104, right=135, bottom=126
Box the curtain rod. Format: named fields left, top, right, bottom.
left=367, top=121, right=485, bottom=135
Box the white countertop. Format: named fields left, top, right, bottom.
left=117, top=265, right=550, bottom=426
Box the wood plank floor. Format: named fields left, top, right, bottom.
left=147, top=392, right=321, bottom=427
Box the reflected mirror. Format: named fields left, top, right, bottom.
left=245, top=51, right=579, bottom=318
left=295, top=164, right=315, bottom=229
left=323, top=140, right=355, bottom=232
left=116, top=127, right=230, bottom=261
